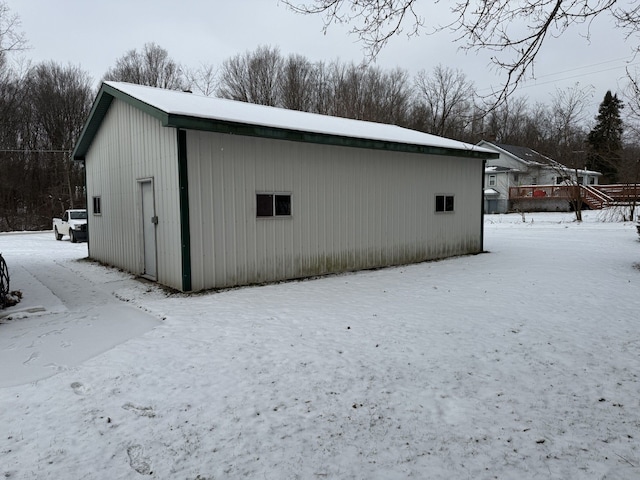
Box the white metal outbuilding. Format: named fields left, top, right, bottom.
left=73, top=82, right=497, bottom=292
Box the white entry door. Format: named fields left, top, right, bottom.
left=140, top=179, right=157, bottom=280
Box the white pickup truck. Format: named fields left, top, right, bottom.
left=53, top=209, right=88, bottom=243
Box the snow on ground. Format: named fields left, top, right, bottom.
left=1, top=211, right=639, bottom=479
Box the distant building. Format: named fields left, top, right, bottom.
left=478, top=141, right=601, bottom=213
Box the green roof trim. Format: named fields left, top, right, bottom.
left=165, top=115, right=496, bottom=159
left=73, top=83, right=170, bottom=161
left=73, top=83, right=498, bottom=161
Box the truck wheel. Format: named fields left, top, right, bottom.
left=54, top=227, right=62, bottom=241
left=70, top=230, right=76, bottom=243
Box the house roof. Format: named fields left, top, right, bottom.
left=73, top=82, right=498, bottom=161
left=478, top=141, right=559, bottom=167
left=478, top=140, right=601, bottom=176
left=483, top=188, right=501, bottom=196
left=485, top=165, right=518, bottom=173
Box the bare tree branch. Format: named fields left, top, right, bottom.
left=184, top=63, right=218, bottom=96
left=0, top=2, right=29, bottom=65
left=282, top=0, right=638, bottom=105
left=283, top=0, right=424, bottom=59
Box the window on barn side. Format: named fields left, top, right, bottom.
left=257, top=193, right=291, bottom=217
left=435, top=195, right=454, bottom=213
left=488, top=175, right=497, bottom=186
left=92, top=196, right=102, bottom=215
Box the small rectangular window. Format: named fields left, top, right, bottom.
left=274, top=194, right=291, bottom=216
left=92, top=196, right=101, bottom=215
left=488, top=175, right=497, bottom=186
left=257, top=193, right=291, bottom=217
left=256, top=194, right=273, bottom=217
left=435, top=195, right=454, bottom=213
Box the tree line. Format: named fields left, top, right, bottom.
left=1, top=4, right=637, bottom=230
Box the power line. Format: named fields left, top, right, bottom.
left=529, top=56, right=637, bottom=81
left=515, top=63, right=640, bottom=91
left=478, top=56, right=638, bottom=94
left=0, top=149, right=71, bottom=153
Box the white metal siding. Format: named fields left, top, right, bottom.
left=85, top=100, right=183, bottom=290
left=187, top=131, right=482, bottom=290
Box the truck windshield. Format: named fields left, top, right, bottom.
left=69, top=211, right=87, bottom=220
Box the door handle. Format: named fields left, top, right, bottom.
left=151, top=216, right=158, bottom=225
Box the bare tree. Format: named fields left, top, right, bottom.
left=284, top=0, right=640, bottom=104
left=217, top=45, right=282, bottom=106
left=327, top=61, right=366, bottom=119
left=0, top=64, right=27, bottom=230
left=616, top=146, right=640, bottom=220
left=184, top=63, right=218, bottom=96
left=0, top=61, right=92, bottom=230
left=26, top=62, right=93, bottom=215
left=0, top=2, right=28, bottom=65
left=547, top=85, right=593, bottom=220
left=309, top=60, right=332, bottom=114
left=103, top=42, right=185, bottom=90
left=351, top=66, right=413, bottom=125
left=412, top=64, right=475, bottom=138
left=310, top=61, right=406, bottom=122
left=216, top=47, right=413, bottom=124
left=617, top=75, right=640, bottom=219
left=379, top=67, right=412, bottom=126
left=0, top=1, right=28, bottom=128
left=482, top=96, right=532, bottom=144
left=280, top=53, right=316, bottom=111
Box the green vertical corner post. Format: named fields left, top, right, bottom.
left=81, top=159, right=91, bottom=257
left=480, top=159, right=486, bottom=252
left=177, top=129, right=192, bottom=292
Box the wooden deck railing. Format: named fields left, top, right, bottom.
left=508, top=184, right=640, bottom=209
left=593, top=184, right=640, bottom=201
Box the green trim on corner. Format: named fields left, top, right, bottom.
left=480, top=160, right=486, bottom=252
left=82, top=159, right=91, bottom=257
left=177, top=129, right=192, bottom=292
left=72, top=83, right=171, bottom=161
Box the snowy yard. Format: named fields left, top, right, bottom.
left=1, top=211, right=639, bottom=479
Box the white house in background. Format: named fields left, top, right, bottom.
left=478, top=140, right=601, bottom=213
left=72, top=81, right=497, bottom=292
left=484, top=165, right=520, bottom=214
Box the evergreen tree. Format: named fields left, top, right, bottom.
left=587, top=90, right=624, bottom=183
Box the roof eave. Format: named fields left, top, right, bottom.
left=167, top=114, right=498, bottom=160
left=72, top=83, right=171, bottom=161
left=73, top=83, right=498, bottom=161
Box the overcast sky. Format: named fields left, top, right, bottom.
left=12, top=0, right=640, bottom=114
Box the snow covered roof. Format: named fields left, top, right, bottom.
left=485, top=165, right=518, bottom=173
left=73, top=82, right=498, bottom=161
left=478, top=140, right=602, bottom=176
left=478, top=141, right=558, bottom=167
